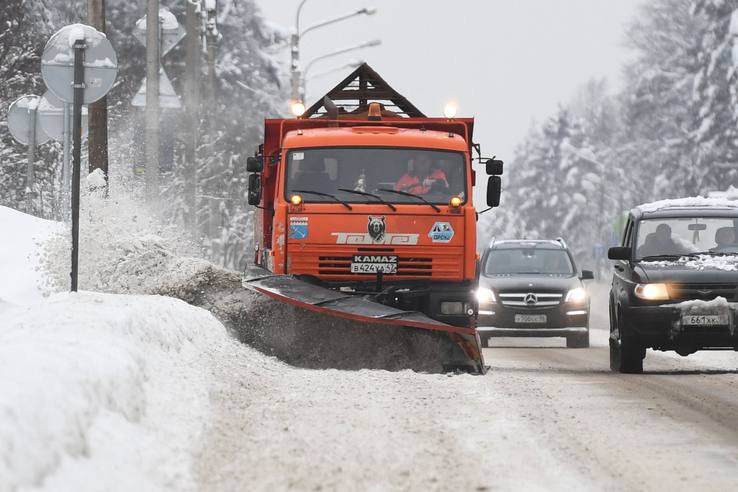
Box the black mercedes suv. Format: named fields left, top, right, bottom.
left=477, top=239, right=594, bottom=348
left=608, top=200, right=738, bottom=373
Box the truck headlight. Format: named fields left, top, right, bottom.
left=476, top=287, right=496, bottom=305
left=565, top=287, right=587, bottom=304
left=634, top=283, right=669, bottom=301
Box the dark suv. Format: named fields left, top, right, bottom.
left=477, top=239, right=594, bottom=348
left=608, top=201, right=738, bottom=373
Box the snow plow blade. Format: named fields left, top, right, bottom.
left=242, top=266, right=486, bottom=374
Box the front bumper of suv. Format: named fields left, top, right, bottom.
left=620, top=304, right=738, bottom=349
left=477, top=304, right=589, bottom=338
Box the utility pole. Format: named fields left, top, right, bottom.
left=145, top=0, right=160, bottom=202
left=26, top=104, right=37, bottom=214
left=87, top=0, right=109, bottom=183
left=184, top=0, right=200, bottom=231
left=203, top=0, right=218, bottom=139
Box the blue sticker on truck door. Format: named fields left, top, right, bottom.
left=289, top=216, right=308, bottom=239
left=428, top=222, right=454, bottom=243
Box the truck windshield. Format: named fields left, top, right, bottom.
left=635, top=217, right=738, bottom=259
left=484, top=248, right=574, bottom=276
left=284, top=147, right=467, bottom=205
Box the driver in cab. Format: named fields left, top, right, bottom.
left=395, top=154, right=449, bottom=195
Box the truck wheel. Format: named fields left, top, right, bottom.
left=610, top=318, right=644, bottom=373
left=566, top=332, right=589, bottom=348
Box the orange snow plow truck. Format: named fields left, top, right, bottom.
left=242, top=64, right=503, bottom=373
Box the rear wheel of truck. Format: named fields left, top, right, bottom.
left=566, top=332, right=589, bottom=348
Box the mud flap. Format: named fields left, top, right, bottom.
left=243, top=266, right=486, bottom=374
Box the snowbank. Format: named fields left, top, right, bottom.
left=636, top=195, right=738, bottom=213
left=40, top=182, right=206, bottom=296
left=0, top=206, right=62, bottom=305
left=0, top=292, right=234, bottom=492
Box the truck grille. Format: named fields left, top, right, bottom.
left=289, top=245, right=463, bottom=280
left=668, top=283, right=738, bottom=302
left=498, top=292, right=563, bottom=307
left=318, top=255, right=432, bottom=276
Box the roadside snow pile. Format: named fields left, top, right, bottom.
left=41, top=176, right=210, bottom=296
left=643, top=254, right=738, bottom=271
left=0, top=292, right=235, bottom=492
left=636, top=195, right=738, bottom=213
left=0, top=206, right=61, bottom=304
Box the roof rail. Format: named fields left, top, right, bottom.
left=555, top=237, right=568, bottom=249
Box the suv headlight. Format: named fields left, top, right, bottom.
left=476, top=287, right=496, bottom=304
left=565, top=287, right=588, bottom=304
left=634, top=283, right=669, bottom=301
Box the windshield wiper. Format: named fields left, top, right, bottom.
left=377, top=188, right=441, bottom=212
left=639, top=253, right=703, bottom=261
left=291, top=189, right=352, bottom=210
left=337, top=188, right=397, bottom=211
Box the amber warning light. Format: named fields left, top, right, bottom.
left=449, top=196, right=462, bottom=208
left=290, top=194, right=303, bottom=206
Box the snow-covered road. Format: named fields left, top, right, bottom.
left=3, top=205, right=737, bottom=491
left=194, top=296, right=738, bottom=491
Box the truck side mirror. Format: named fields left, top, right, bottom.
left=486, top=176, right=501, bottom=208
left=247, top=174, right=262, bottom=205
left=486, top=159, right=503, bottom=175
left=247, top=155, right=263, bottom=173
left=608, top=246, right=631, bottom=261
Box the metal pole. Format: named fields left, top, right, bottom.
left=62, top=103, right=71, bottom=220
left=145, top=0, right=160, bottom=202
left=206, top=32, right=217, bottom=136
left=87, top=0, right=109, bottom=183
left=71, top=39, right=86, bottom=292
left=291, top=33, right=300, bottom=102
left=184, top=0, right=200, bottom=232
left=26, top=106, right=37, bottom=214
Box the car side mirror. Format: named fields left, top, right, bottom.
left=247, top=173, right=262, bottom=205
left=246, top=155, right=263, bottom=173
left=486, top=159, right=504, bottom=175
left=608, top=246, right=631, bottom=261
left=486, top=176, right=501, bottom=208
left=580, top=270, right=595, bottom=280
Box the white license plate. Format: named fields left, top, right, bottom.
left=682, top=314, right=729, bottom=326
left=515, top=314, right=547, bottom=324
left=350, top=263, right=397, bottom=274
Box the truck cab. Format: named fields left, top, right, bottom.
left=246, top=64, right=502, bottom=332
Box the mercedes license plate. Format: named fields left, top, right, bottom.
left=515, top=314, right=547, bottom=324
left=350, top=255, right=397, bottom=274
left=681, top=314, right=729, bottom=326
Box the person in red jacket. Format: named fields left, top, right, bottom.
left=395, top=153, right=449, bottom=195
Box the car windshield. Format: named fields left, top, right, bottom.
left=484, top=248, right=574, bottom=275
left=284, top=147, right=466, bottom=205
left=635, top=217, right=738, bottom=260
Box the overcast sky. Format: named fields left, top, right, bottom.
left=255, top=0, right=643, bottom=163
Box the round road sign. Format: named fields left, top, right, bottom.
left=7, top=95, right=51, bottom=146
left=38, top=90, right=88, bottom=141
left=41, top=24, right=118, bottom=104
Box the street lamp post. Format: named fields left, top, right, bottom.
left=291, top=1, right=377, bottom=102
left=301, top=40, right=381, bottom=100
left=306, top=59, right=364, bottom=83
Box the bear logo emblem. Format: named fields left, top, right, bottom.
left=367, top=216, right=386, bottom=243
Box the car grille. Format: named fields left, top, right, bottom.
left=668, top=283, right=738, bottom=302
left=498, top=292, right=563, bottom=307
